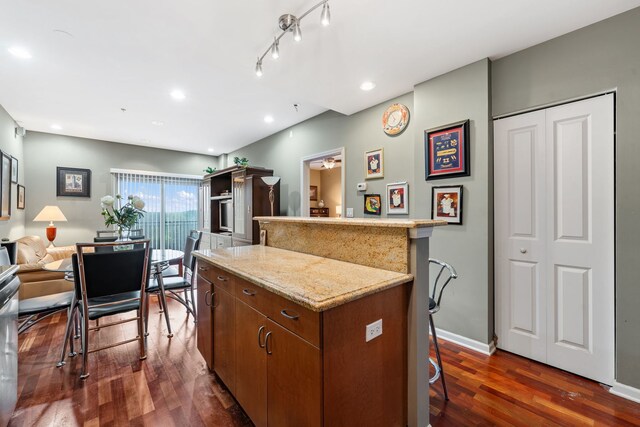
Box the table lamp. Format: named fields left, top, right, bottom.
left=260, top=176, right=281, bottom=216
left=34, top=205, right=67, bottom=247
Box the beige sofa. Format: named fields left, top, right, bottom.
left=16, top=236, right=76, bottom=299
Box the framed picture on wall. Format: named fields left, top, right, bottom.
left=431, top=185, right=463, bottom=225
left=10, top=156, right=18, bottom=183
left=386, top=182, right=409, bottom=215
left=0, top=152, right=11, bottom=220
left=364, top=194, right=382, bottom=215
left=57, top=166, right=91, bottom=197
left=365, top=148, right=384, bottom=179
left=17, top=185, right=25, bottom=210
left=309, top=185, right=318, bottom=201
left=425, top=119, right=470, bottom=180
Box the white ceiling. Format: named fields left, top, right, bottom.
left=1, top=1, right=639, bottom=155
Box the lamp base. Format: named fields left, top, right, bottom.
left=46, top=225, right=57, bottom=247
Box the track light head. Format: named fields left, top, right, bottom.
left=255, top=59, right=263, bottom=77
left=271, top=38, right=280, bottom=59
left=321, top=3, right=331, bottom=26
left=293, top=22, right=302, bottom=42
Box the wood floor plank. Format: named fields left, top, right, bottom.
left=11, top=293, right=640, bottom=426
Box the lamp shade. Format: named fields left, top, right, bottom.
left=336, top=205, right=342, bottom=216
left=33, top=206, right=68, bottom=222
left=261, top=176, right=281, bottom=186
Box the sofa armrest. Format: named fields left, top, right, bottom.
left=47, top=246, right=76, bottom=261
left=18, top=262, right=46, bottom=273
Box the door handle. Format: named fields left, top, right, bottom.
left=217, top=275, right=228, bottom=282
left=280, top=309, right=299, bottom=320
left=204, top=290, right=211, bottom=307
left=211, top=291, right=217, bottom=308
left=520, top=248, right=527, bottom=254
left=265, top=331, right=273, bottom=355
left=242, top=289, right=256, bottom=297
left=258, top=325, right=266, bottom=348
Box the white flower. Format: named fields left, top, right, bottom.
left=101, top=195, right=115, bottom=206
left=132, top=197, right=145, bottom=210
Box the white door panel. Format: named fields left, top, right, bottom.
left=495, top=94, right=614, bottom=385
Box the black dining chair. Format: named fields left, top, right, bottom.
left=145, top=231, right=201, bottom=336
left=428, top=258, right=458, bottom=401
left=57, top=240, right=151, bottom=379
left=161, top=230, right=202, bottom=278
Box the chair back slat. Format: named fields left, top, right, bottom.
left=183, top=230, right=203, bottom=272
left=429, top=258, right=458, bottom=307
left=73, top=241, right=151, bottom=301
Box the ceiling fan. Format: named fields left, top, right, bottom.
left=321, top=157, right=341, bottom=169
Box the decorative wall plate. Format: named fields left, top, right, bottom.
left=382, top=103, right=410, bottom=136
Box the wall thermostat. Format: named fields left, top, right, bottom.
left=357, top=182, right=367, bottom=191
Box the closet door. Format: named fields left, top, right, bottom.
left=494, top=110, right=547, bottom=363
left=494, top=94, right=614, bottom=385
left=544, top=95, right=614, bottom=384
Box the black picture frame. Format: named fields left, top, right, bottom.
left=363, top=193, right=382, bottom=216
left=10, top=156, right=18, bottom=184
left=0, top=152, right=11, bottom=220
left=431, top=185, right=463, bottom=225
left=309, top=185, right=318, bottom=201
left=425, top=119, right=470, bottom=180
left=17, top=184, right=25, bottom=210
left=57, top=166, right=91, bottom=197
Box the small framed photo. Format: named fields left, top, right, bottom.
left=57, top=166, right=91, bottom=197
left=425, top=119, right=470, bottom=180
left=386, top=182, right=409, bottom=215
left=431, top=185, right=463, bottom=224
left=365, top=148, right=384, bottom=180
left=309, top=185, right=318, bottom=201
left=363, top=194, right=382, bottom=215
left=0, top=152, right=10, bottom=220
left=17, top=185, right=25, bottom=210
left=10, top=156, right=18, bottom=184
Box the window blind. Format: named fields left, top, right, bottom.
left=112, top=171, right=201, bottom=250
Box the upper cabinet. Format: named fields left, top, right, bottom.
left=202, top=166, right=280, bottom=245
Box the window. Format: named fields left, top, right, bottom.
left=112, top=169, right=201, bottom=250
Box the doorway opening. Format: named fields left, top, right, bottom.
left=300, top=148, right=345, bottom=218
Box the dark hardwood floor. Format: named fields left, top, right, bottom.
left=12, top=295, right=640, bottom=426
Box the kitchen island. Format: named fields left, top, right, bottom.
left=193, top=217, right=445, bottom=427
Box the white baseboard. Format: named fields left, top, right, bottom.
left=610, top=381, right=640, bottom=404
left=430, top=327, right=496, bottom=356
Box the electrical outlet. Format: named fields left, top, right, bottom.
left=365, top=319, right=383, bottom=342
left=346, top=207, right=354, bottom=218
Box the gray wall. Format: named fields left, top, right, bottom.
left=413, top=59, right=493, bottom=344
left=0, top=105, right=26, bottom=240
left=229, top=92, right=415, bottom=218
left=493, top=7, right=640, bottom=388
left=24, top=131, right=217, bottom=246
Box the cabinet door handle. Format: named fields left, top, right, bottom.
left=280, top=309, right=299, bottom=320
left=204, top=290, right=211, bottom=307
left=217, top=275, right=228, bottom=282
left=211, top=291, right=217, bottom=308
left=258, top=325, right=266, bottom=348
left=199, top=266, right=209, bottom=271
left=242, top=289, right=256, bottom=297
left=265, top=331, right=273, bottom=355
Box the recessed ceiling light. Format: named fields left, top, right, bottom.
left=8, top=46, right=32, bottom=59
left=360, top=81, right=376, bottom=91
left=50, top=124, right=62, bottom=130
left=264, top=115, right=274, bottom=123
left=170, top=89, right=186, bottom=101
left=207, top=148, right=214, bottom=153
left=151, top=120, right=164, bottom=126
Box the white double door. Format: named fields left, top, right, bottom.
left=494, top=94, right=614, bottom=385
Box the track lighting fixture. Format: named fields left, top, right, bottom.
left=254, top=0, right=331, bottom=77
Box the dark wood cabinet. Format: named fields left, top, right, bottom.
left=212, top=283, right=236, bottom=393
left=310, top=207, right=329, bottom=217
left=195, top=273, right=213, bottom=370
left=235, top=301, right=268, bottom=427
left=204, top=166, right=279, bottom=244
left=267, top=319, right=322, bottom=427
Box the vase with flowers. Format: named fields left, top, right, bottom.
left=100, top=194, right=146, bottom=240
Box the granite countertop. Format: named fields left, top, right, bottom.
left=254, top=216, right=447, bottom=228
left=193, top=246, right=413, bottom=312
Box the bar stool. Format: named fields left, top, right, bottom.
left=428, top=258, right=458, bottom=401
